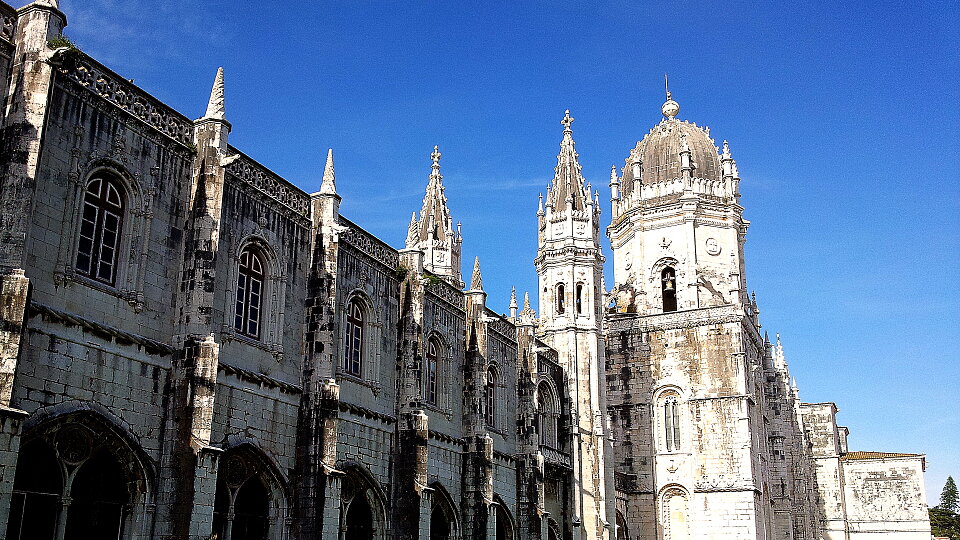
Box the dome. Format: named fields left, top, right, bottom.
left=620, top=115, right=722, bottom=193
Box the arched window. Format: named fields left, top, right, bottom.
left=661, top=267, right=677, bottom=312
left=537, top=383, right=559, bottom=448
left=663, top=395, right=681, bottom=452
left=556, top=284, right=565, bottom=314
left=344, top=298, right=364, bottom=377
left=575, top=283, right=584, bottom=315
left=484, top=367, right=497, bottom=427
left=75, top=175, right=125, bottom=285
left=235, top=247, right=265, bottom=339
left=425, top=338, right=441, bottom=405
left=212, top=448, right=285, bottom=540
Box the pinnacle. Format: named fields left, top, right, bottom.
left=319, top=148, right=336, bottom=195
left=204, top=67, right=225, bottom=120
left=405, top=212, right=418, bottom=248
left=470, top=257, right=483, bottom=291
left=549, top=109, right=587, bottom=211
left=509, top=286, right=518, bottom=309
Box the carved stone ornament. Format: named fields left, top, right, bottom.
left=224, top=455, right=249, bottom=488
left=55, top=424, right=94, bottom=465
left=705, top=237, right=721, bottom=255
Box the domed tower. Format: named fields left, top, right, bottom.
left=605, top=84, right=782, bottom=540
left=608, top=85, right=747, bottom=314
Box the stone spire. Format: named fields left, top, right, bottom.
left=509, top=287, right=518, bottom=318
left=204, top=67, right=225, bottom=120
left=409, top=146, right=463, bottom=286
left=548, top=110, right=588, bottom=211
left=470, top=257, right=483, bottom=291
left=319, top=148, right=336, bottom=195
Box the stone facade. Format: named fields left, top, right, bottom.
left=0, top=2, right=930, bottom=540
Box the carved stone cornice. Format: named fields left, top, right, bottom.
left=606, top=304, right=746, bottom=333
left=338, top=218, right=401, bottom=270
left=225, top=151, right=311, bottom=219
left=56, top=52, right=193, bottom=146
left=426, top=279, right=465, bottom=311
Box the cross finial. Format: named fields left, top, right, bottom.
left=561, top=109, right=574, bottom=132
left=431, top=145, right=441, bottom=166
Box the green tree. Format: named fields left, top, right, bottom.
left=943, top=477, right=959, bottom=513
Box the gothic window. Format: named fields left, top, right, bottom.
left=212, top=448, right=286, bottom=540
left=75, top=175, right=125, bottom=285
left=425, top=338, right=441, bottom=406
left=234, top=247, right=265, bottom=339
left=661, top=267, right=678, bottom=312
left=663, top=395, right=681, bottom=452
left=556, top=284, right=565, bottom=314
left=344, top=298, right=364, bottom=377
left=537, top=383, right=559, bottom=448
left=484, top=366, right=497, bottom=427
left=576, top=283, right=584, bottom=315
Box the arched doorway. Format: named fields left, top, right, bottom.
left=495, top=503, right=514, bottom=540
left=338, top=466, right=386, bottom=540
left=430, top=504, right=451, bottom=540
left=65, top=448, right=130, bottom=539
left=212, top=446, right=286, bottom=540
left=6, top=412, right=151, bottom=540
left=343, top=494, right=373, bottom=539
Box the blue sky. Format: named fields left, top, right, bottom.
left=59, top=0, right=959, bottom=504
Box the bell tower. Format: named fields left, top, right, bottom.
left=607, top=84, right=749, bottom=315
left=536, top=110, right=612, bottom=539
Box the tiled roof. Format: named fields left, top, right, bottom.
left=841, top=451, right=923, bottom=461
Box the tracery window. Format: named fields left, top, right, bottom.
left=661, top=267, right=678, bottom=312
left=344, top=298, right=364, bottom=376
left=425, top=338, right=440, bottom=405
left=537, top=383, right=559, bottom=448
left=556, top=284, right=565, bottom=315
left=75, top=175, right=125, bottom=285
left=484, top=366, right=497, bottom=427
left=663, top=395, right=681, bottom=452
left=234, top=248, right=265, bottom=339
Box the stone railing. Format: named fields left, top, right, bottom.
left=57, top=52, right=194, bottom=146
left=338, top=218, right=400, bottom=270
left=225, top=150, right=311, bottom=219
left=485, top=310, right=516, bottom=339
left=540, top=446, right=572, bottom=468
left=426, top=279, right=465, bottom=311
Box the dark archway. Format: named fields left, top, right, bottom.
left=6, top=412, right=151, bottom=540
left=65, top=448, right=130, bottom=540
left=231, top=476, right=269, bottom=540
left=6, top=439, right=61, bottom=540
left=344, top=494, right=373, bottom=539
left=430, top=504, right=451, bottom=540
left=495, top=504, right=514, bottom=540
left=661, top=267, right=677, bottom=312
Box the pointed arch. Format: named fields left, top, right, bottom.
left=340, top=290, right=384, bottom=384
left=10, top=406, right=155, bottom=540
left=659, top=484, right=691, bottom=540
left=212, top=441, right=290, bottom=540
left=428, top=482, right=460, bottom=540
left=337, top=462, right=388, bottom=540
left=536, top=380, right=560, bottom=448
left=493, top=496, right=515, bottom=540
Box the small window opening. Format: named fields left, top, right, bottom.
left=661, top=267, right=677, bottom=312
left=556, top=284, right=565, bottom=315
left=575, top=283, right=584, bottom=315
left=664, top=397, right=681, bottom=451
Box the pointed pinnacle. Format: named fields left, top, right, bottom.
left=610, top=165, right=619, bottom=184
left=510, top=287, right=518, bottom=308
left=470, top=257, right=483, bottom=291
left=320, top=148, right=336, bottom=195
left=405, top=212, right=418, bottom=248
left=523, top=292, right=531, bottom=310
left=205, top=67, right=225, bottom=120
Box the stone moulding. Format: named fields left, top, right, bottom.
left=338, top=400, right=397, bottom=424
left=217, top=361, right=302, bottom=395
left=606, top=304, right=745, bottom=333
left=338, top=218, right=401, bottom=270
left=225, top=149, right=311, bottom=219
left=28, top=301, right=174, bottom=356
left=57, top=52, right=194, bottom=147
